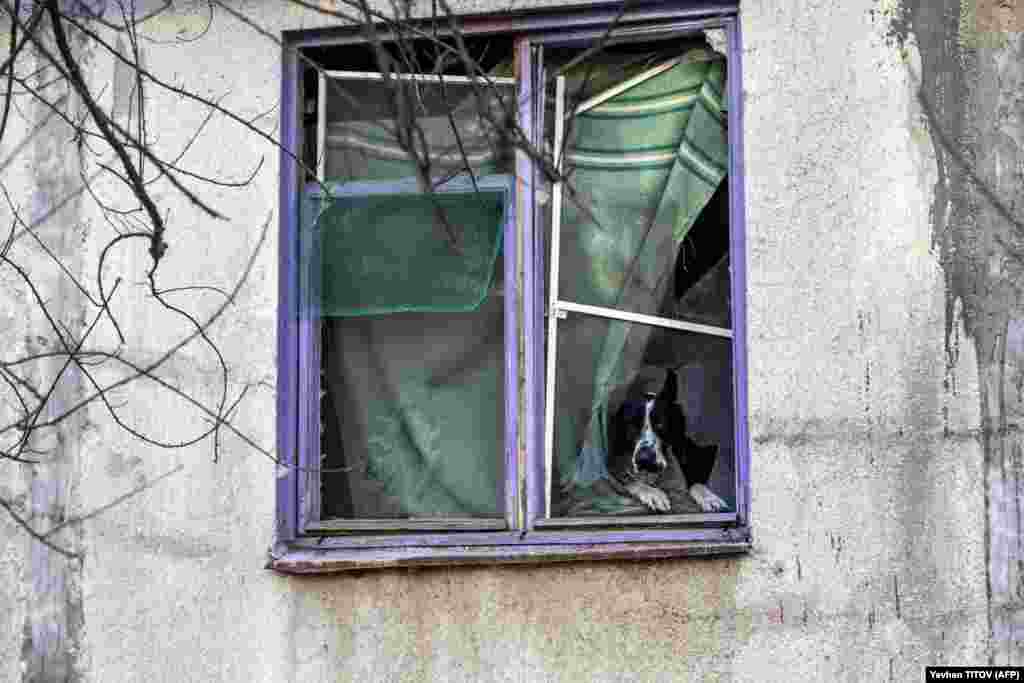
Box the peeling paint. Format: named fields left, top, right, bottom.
left=17, top=18, right=93, bottom=683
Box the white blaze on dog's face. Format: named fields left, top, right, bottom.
left=631, top=396, right=668, bottom=476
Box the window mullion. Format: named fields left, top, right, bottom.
left=541, top=74, right=567, bottom=520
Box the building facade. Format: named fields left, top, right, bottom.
left=1, top=0, right=1022, bottom=679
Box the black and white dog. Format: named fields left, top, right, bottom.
left=608, top=369, right=728, bottom=513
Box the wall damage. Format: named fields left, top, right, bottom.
left=888, top=0, right=1024, bottom=665
left=18, top=17, right=90, bottom=683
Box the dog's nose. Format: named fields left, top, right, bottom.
left=635, top=446, right=663, bottom=473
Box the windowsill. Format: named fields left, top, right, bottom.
left=532, top=512, right=736, bottom=528
left=267, top=533, right=752, bottom=574
left=306, top=517, right=509, bottom=533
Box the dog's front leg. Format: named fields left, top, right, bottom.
left=688, top=483, right=728, bottom=512
left=625, top=481, right=672, bottom=513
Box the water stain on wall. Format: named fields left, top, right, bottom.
left=887, top=0, right=1024, bottom=664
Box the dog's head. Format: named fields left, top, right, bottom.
left=609, top=369, right=682, bottom=481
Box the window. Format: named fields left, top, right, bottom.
left=272, top=2, right=749, bottom=572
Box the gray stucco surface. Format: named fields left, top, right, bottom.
left=1, top=0, right=1020, bottom=679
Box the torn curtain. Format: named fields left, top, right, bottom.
left=551, top=48, right=729, bottom=516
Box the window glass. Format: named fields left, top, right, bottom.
left=320, top=293, right=505, bottom=519
left=312, top=191, right=504, bottom=316
left=323, top=77, right=515, bottom=182
left=310, top=75, right=515, bottom=522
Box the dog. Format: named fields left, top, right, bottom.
left=607, top=369, right=728, bottom=513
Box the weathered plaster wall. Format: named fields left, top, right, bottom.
left=886, top=0, right=1024, bottom=666
left=2, top=0, right=1019, bottom=679
left=1, top=21, right=94, bottom=682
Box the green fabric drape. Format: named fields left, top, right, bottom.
left=313, top=189, right=504, bottom=316
left=553, top=49, right=729, bottom=515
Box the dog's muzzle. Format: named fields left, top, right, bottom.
left=634, top=446, right=663, bottom=473
left=626, top=395, right=668, bottom=477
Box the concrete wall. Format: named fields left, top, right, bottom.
left=2, top=0, right=1022, bottom=679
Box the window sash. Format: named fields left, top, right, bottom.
left=521, top=19, right=750, bottom=535
left=539, top=56, right=737, bottom=523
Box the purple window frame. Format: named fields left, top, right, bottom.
left=271, top=0, right=750, bottom=574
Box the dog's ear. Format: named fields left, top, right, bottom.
left=681, top=443, right=718, bottom=486
left=658, top=369, right=678, bottom=404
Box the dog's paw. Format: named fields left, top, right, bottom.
left=689, top=483, right=728, bottom=512
left=627, top=482, right=672, bottom=513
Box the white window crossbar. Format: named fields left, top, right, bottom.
left=553, top=300, right=733, bottom=338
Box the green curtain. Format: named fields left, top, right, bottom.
left=553, top=49, right=729, bottom=515
left=313, top=189, right=504, bottom=316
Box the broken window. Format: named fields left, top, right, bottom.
left=540, top=40, right=736, bottom=523
left=274, top=5, right=749, bottom=569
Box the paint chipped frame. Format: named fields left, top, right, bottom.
left=271, top=0, right=750, bottom=574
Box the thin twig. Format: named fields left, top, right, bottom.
left=43, top=464, right=184, bottom=537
